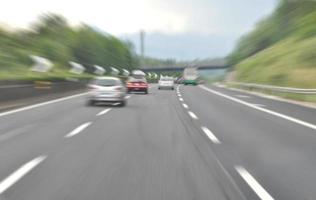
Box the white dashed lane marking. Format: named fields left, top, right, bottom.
left=0, top=156, right=47, bottom=194
left=201, top=126, right=221, bottom=144
left=235, top=166, right=274, bottom=200
left=96, top=108, right=111, bottom=116
left=188, top=111, right=198, bottom=120
left=65, top=122, right=92, bottom=138
left=182, top=103, right=189, bottom=109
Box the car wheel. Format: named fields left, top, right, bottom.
left=119, top=100, right=126, bottom=107
left=86, top=100, right=95, bottom=106
left=144, top=89, right=148, bottom=94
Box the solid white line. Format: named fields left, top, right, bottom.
left=253, top=104, right=266, bottom=107
left=235, top=166, right=274, bottom=200
left=226, top=86, right=316, bottom=110
left=65, top=122, right=92, bottom=138
left=0, top=92, right=89, bottom=118
left=201, top=126, right=221, bottom=144
left=96, top=108, right=111, bottom=116
left=188, top=111, right=198, bottom=120
left=199, top=85, right=316, bottom=130
left=179, top=98, right=184, bottom=102
left=0, top=156, right=46, bottom=194
left=182, top=103, right=189, bottom=109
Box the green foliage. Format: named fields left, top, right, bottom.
left=228, top=0, right=316, bottom=65
left=229, top=0, right=316, bottom=90
left=235, top=37, right=316, bottom=88
left=293, top=11, right=316, bottom=39
left=0, top=13, right=138, bottom=80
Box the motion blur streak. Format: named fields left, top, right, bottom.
left=0, top=0, right=316, bottom=200
left=0, top=156, right=46, bottom=194
left=65, top=122, right=92, bottom=138
left=199, top=85, right=316, bottom=130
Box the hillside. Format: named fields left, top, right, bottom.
left=229, top=0, right=316, bottom=88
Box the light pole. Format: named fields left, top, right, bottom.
left=140, top=30, right=145, bottom=68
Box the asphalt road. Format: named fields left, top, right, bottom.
left=0, top=84, right=315, bottom=200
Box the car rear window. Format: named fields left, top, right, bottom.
left=161, top=78, right=173, bottom=81
left=128, top=77, right=147, bottom=83
left=93, top=79, right=121, bottom=86
left=131, top=74, right=146, bottom=79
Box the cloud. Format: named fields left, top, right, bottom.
left=121, top=0, right=277, bottom=60
left=0, top=0, right=277, bottom=59
left=0, top=0, right=276, bottom=35
left=121, top=32, right=239, bottom=60
left=0, top=0, right=191, bottom=34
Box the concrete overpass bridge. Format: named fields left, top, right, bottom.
left=141, top=64, right=230, bottom=73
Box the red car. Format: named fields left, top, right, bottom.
left=126, top=77, right=148, bottom=94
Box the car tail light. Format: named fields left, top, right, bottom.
left=115, top=86, right=124, bottom=91
left=87, top=84, right=98, bottom=90
left=140, top=82, right=147, bottom=86
left=127, top=81, right=147, bottom=87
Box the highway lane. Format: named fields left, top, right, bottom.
left=0, top=93, right=111, bottom=193
left=1, top=83, right=315, bottom=200
left=0, top=87, right=244, bottom=200
left=213, top=84, right=316, bottom=125
left=180, top=84, right=316, bottom=200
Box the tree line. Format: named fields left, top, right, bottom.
left=0, top=14, right=139, bottom=76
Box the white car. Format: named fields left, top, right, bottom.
left=87, top=77, right=127, bottom=106
left=158, top=77, right=175, bottom=90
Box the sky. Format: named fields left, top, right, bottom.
left=0, top=0, right=277, bottom=60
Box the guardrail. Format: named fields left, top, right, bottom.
left=0, top=80, right=88, bottom=104
left=227, top=82, right=316, bottom=94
